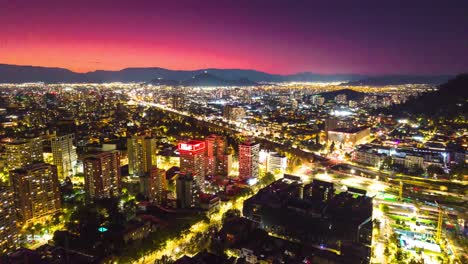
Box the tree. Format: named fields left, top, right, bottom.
left=292, top=156, right=303, bottom=169
left=26, top=224, right=35, bottom=240
left=426, top=165, right=445, bottom=177
left=394, top=248, right=403, bottom=262
left=329, top=141, right=335, bottom=154
left=384, top=246, right=390, bottom=257
left=380, top=156, right=392, bottom=170
left=410, top=165, right=424, bottom=176
left=450, top=163, right=467, bottom=181
left=373, top=219, right=381, bottom=229
left=34, top=223, right=44, bottom=236
left=52, top=212, right=62, bottom=225
left=155, top=255, right=173, bottom=264
left=123, top=199, right=137, bottom=221
left=389, top=232, right=399, bottom=245
left=260, top=172, right=275, bottom=186
left=409, top=258, right=424, bottom=264
left=135, top=192, right=145, bottom=201
left=67, top=205, right=103, bottom=244
left=44, top=218, right=52, bottom=234
left=380, top=204, right=390, bottom=213
left=222, top=209, right=241, bottom=225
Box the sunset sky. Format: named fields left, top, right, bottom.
left=1, top=0, right=467, bottom=74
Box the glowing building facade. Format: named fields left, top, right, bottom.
left=51, top=134, right=77, bottom=180
left=178, top=140, right=206, bottom=188
left=127, top=136, right=157, bottom=177
left=4, top=137, right=43, bottom=171
left=10, top=163, right=61, bottom=224
left=239, top=141, right=260, bottom=179
left=0, top=186, right=18, bottom=254
left=83, top=150, right=121, bottom=199
left=140, top=166, right=167, bottom=205
left=205, top=135, right=231, bottom=177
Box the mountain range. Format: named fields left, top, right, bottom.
left=0, top=63, right=454, bottom=86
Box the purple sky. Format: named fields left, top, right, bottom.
left=0, top=0, right=467, bottom=74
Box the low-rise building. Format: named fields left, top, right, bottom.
left=200, top=194, right=220, bottom=215
left=328, top=127, right=370, bottom=147
left=353, top=145, right=386, bottom=168
left=266, top=152, right=287, bottom=174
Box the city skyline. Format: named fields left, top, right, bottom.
left=0, top=1, right=466, bottom=263
left=1, top=0, right=468, bottom=75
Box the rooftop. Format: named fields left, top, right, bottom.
left=329, top=126, right=369, bottom=133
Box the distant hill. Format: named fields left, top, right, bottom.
left=0, top=63, right=364, bottom=83
left=285, top=72, right=367, bottom=83
left=0, top=64, right=86, bottom=83
left=318, top=89, right=365, bottom=101
left=151, top=72, right=258, bottom=87
left=0, top=63, right=457, bottom=85
left=181, top=73, right=257, bottom=87
left=386, top=74, right=468, bottom=117
left=342, top=75, right=453, bottom=86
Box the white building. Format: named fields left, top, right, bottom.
left=51, top=134, right=77, bottom=180
left=266, top=152, right=287, bottom=174
left=239, top=142, right=260, bottom=179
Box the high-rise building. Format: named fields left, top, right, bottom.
left=311, top=95, right=325, bottom=106
left=266, top=152, right=287, bottom=174
left=44, top=92, right=59, bottom=108
left=127, top=136, right=157, bottom=177
left=24, top=136, right=43, bottom=164
left=10, top=163, right=61, bottom=224
left=140, top=166, right=167, bottom=205
left=176, top=174, right=198, bottom=209
left=291, top=99, right=298, bottom=109
left=220, top=153, right=233, bottom=177
left=205, top=135, right=231, bottom=177
left=178, top=140, right=206, bottom=188
left=334, top=94, right=347, bottom=104
left=205, top=135, right=217, bottom=176
left=51, top=134, right=77, bottom=180
left=171, top=94, right=185, bottom=110
left=83, top=150, right=121, bottom=199
left=223, top=105, right=246, bottom=121
left=239, top=141, right=260, bottom=179
left=324, top=118, right=353, bottom=133
left=4, top=137, right=43, bottom=171
left=0, top=186, right=18, bottom=254
left=306, top=180, right=334, bottom=202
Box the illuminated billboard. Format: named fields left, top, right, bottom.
left=178, top=140, right=205, bottom=152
